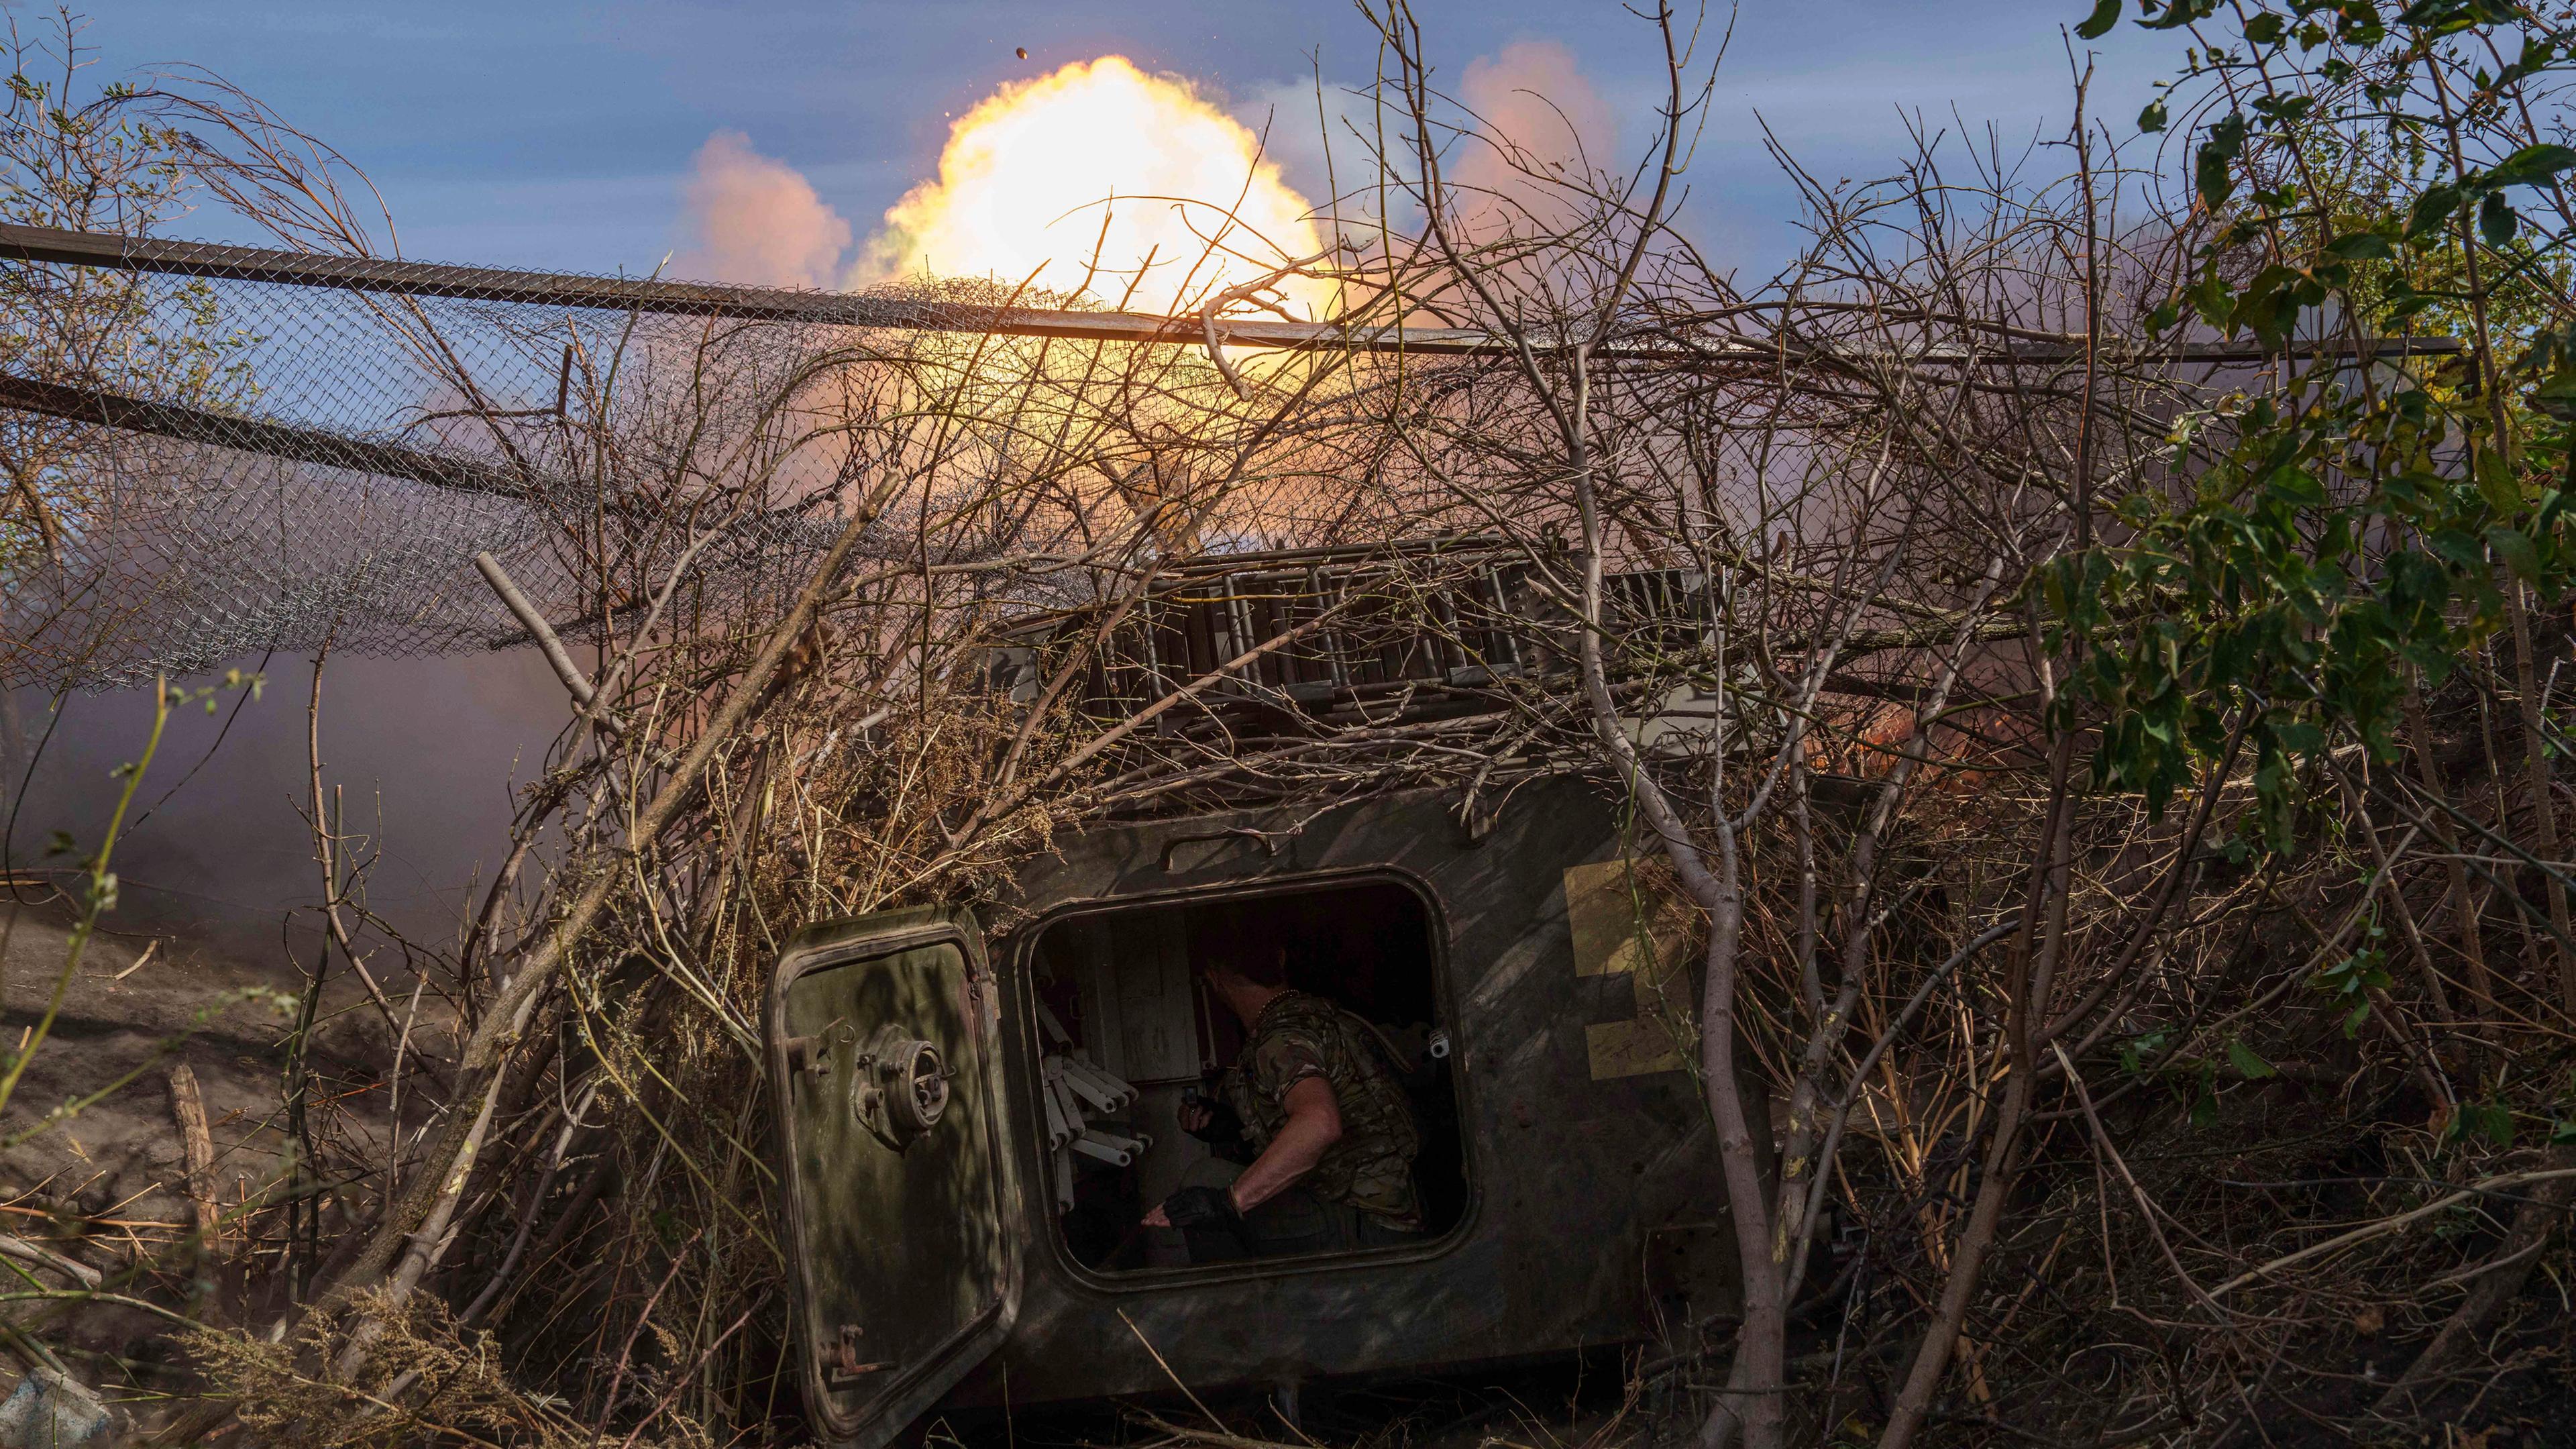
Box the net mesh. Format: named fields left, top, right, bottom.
left=0, top=232, right=1341, bottom=690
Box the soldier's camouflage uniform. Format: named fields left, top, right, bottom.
left=1222, top=990, right=1423, bottom=1232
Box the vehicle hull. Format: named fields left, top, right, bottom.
left=944, top=776, right=1732, bottom=1409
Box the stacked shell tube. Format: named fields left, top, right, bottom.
left=1036, top=1002, right=1147, bottom=1211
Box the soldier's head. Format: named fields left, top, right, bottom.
left=1199, top=938, right=1291, bottom=1022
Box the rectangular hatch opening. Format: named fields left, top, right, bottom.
left=1026, top=878, right=1467, bottom=1273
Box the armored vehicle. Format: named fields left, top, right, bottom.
left=763, top=545, right=1733, bottom=1447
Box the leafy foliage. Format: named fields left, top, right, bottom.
left=2055, top=0, right=2576, bottom=851
left=0, top=15, right=261, bottom=576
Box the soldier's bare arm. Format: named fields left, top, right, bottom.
left=1224, top=1076, right=1342, bottom=1212
left=1142, top=1077, right=1341, bottom=1226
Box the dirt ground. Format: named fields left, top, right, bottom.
left=0, top=896, right=403, bottom=1426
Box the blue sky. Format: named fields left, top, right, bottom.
left=72, top=1, right=2194, bottom=279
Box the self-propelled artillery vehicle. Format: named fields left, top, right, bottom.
left=765, top=543, right=1736, bottom=1447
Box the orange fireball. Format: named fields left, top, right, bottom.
left=856, top=56, right=1333, bottom=319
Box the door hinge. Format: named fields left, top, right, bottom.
left=826, top=1322, right=892, bottom=1383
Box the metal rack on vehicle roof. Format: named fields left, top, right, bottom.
left=990, top=537, right=1713, bottom=733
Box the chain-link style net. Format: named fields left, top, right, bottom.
left=0, top=227, right=1470, bottom=691
left=3, top=227, right=2389, bottom=700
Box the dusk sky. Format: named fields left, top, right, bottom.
left=76, top=2, right=2195, bottom=283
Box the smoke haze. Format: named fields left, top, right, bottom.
left=5, top=650, right=568, bottom=963
left=0, top=39, right=1625, bottom=969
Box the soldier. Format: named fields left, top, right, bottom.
left=1142, top=940, right=1424, bottom=1258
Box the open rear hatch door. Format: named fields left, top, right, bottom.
left=767, top=906, right=1022, bottom=1448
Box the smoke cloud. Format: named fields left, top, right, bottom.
left=1454, top=40, right=1617, bottom=237
left=674, top=131, right=853, bottom=288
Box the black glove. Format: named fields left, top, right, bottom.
left=1180, top=1089, right=1247, bottom=1148
left=1158, top=1185, right=1241, bottom=1231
